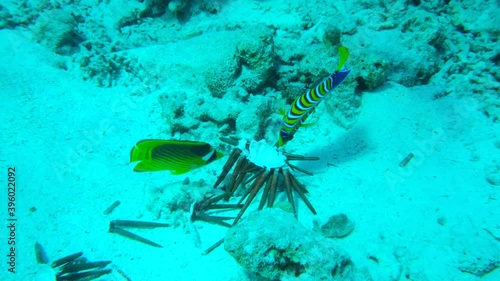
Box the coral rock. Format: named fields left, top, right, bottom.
left=32, top=9, right=82, bottom=55
left=321, top=213, right=355, bottom=238
left=235, top=27, right=276, bottom=93
left=225, top=208, right=366, bottom=280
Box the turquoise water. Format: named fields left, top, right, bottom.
left=1, top=0, right=499, bottom=280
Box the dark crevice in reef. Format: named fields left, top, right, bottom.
left=492, top=53, right=500, bottom=66
left=171, top=123, right=199, bottom=136
left=409, top=0, right=421, bottom=6
left=354, top=76, right=369, bottom=93
left=220, top=117, right=236, bottom=135
left=173, top=105, right=184, bottom=119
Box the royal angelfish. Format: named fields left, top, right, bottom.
left=278, top=46, right=351, bottom=147
left=130, top=139, right=223, bottom=174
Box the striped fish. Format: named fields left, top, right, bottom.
left=130, top=139, right=223, bottom=174
left=278, top=46, right=351, bottom=147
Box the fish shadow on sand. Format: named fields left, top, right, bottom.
left=307, top=125, right=371, bottom=170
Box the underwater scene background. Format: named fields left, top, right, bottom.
left=1, top=0, right=499, bottom=280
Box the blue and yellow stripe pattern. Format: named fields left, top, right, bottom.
left=278, top=46, right=351, bottom=147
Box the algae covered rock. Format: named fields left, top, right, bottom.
left=225, top=208, right=367, bottom=281
left=31, top=8, right=83, bottom=55
left=168, top=0, right=189, bottom=13
left=235, top=27, right=276, bottom=93
left=204, top=26, right=276, bottom=97
left=0, top=4, right=14, bottom=29
left=321, top=213, right=355, bottom=238
left=352, top=50, right=387, bottom=91
left=204, top=54, right=240, bottom=98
